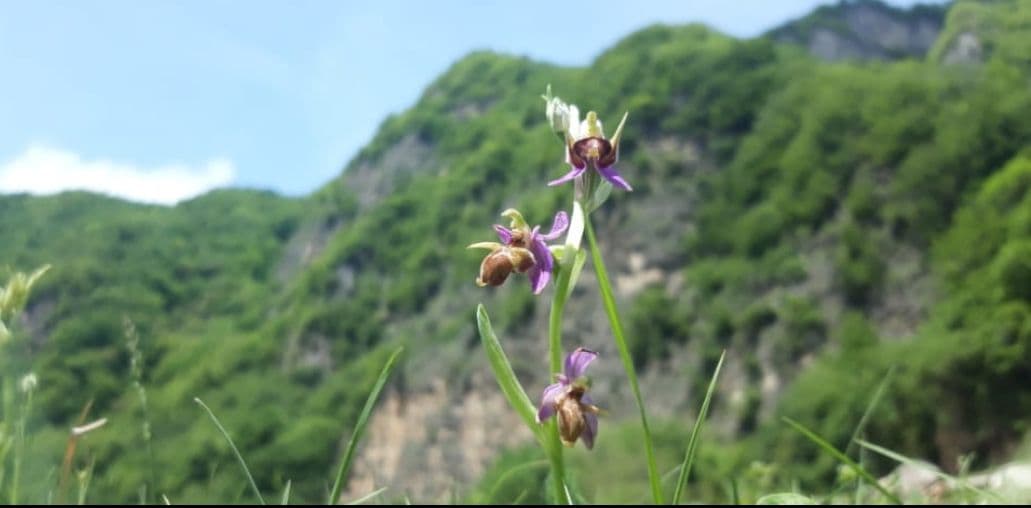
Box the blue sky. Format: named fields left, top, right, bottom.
left=0, top=0, right=946, bottom=204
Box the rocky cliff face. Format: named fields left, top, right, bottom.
left=767, top=0, right=946, bottom=61
left=940, top=31, right=983, bottom=64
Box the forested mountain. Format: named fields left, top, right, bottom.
left=2, top=0, right=1030, bottom=503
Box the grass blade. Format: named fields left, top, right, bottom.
left=77, top=457, right=96, bottom=505
left=512, top=490, right=529, bottom=504
left=476, top=304, right=543, bottom=442
left=854, top=439, right=935, bottom=472
left=585, top=218, right=663, bottom=504
left=564, top=483, right=579, bottom=505
left=328, top=346, right=404, bottom=505
left=845, top=366, right=896, bottom=459
left=346, top=486, right=387, bottom=505
left=486, top=459, right=549, bottom=503
left=672, top=349, right=726, bottom=504
left=280, top=479, right=291, bottom=505
left=782, top=417, right=901, bottom=505
left=755, top=492, right=816, bottom=505
left=194, top=397, right=266, bottom=505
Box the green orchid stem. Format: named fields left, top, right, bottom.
left=585, top=216, right=664, bottom=505
left=550, top=259, right=574, bottom=378
left=546, top=421, right=569, bottom=504
left=546, top=262, right=576, bottom=504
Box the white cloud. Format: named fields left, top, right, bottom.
left=0, top=145, right=236, bottom=206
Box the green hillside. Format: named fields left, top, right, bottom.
left=2, top=0, right=1031, bottom=504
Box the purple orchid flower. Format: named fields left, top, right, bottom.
left=468, top=209, right=569, bottom=295
left=548, top=110, right=632, bottom=192
left=537, top=347, right=602, bottom=449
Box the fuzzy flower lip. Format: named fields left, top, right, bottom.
left=548, top=110, right=632, bottom=192
left=468, top=209, right=569, bottom=295
left=537, top=347, right=601, bottom=449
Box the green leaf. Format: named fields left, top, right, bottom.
left=672, top=349, right=726, bottom=504
left=328, top=346, right=404, bottom=505
left=564, top=249, right=587, bottom=303
left=782, top=417, right=901, bottom=505
left=194, top=397, right=266, bottom=505
left=755, top=493, right=817, bottom=505
left=584, top=181, right=614, bottom=214
left=476, top=304, right=543, bottom=442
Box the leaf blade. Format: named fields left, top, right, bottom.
left=194, top=397, right=266, bottom=505
left=782, top=417, right=901, bottom=505
left=328, top=346, right=405, bottom=505
left=672, top=350, right=726, bottom=504
left=476, top=305, right=543, bottom=442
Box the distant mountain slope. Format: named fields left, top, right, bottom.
left=766, top=0, right=947, bottom=61
left=929, top=0, right=1031, bottom=66
left=3, top=0, right=1031, bottom=504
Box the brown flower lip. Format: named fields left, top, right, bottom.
left=555, top=384, right=601, bottom=447
left=475, top=247, right=535, bottom=287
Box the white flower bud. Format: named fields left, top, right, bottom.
left=546, top=96, right=572, bottom=135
